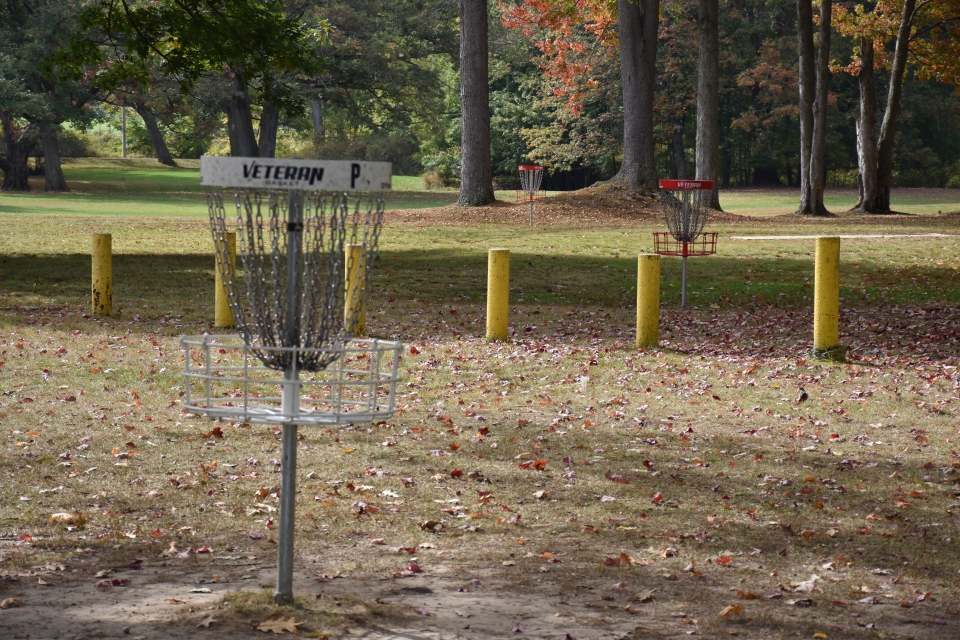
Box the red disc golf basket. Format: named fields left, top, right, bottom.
left=654, top=179, right=718, bottom=307
left=517, top=165, right=545, bottom=226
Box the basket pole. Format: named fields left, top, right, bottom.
left=275, top=188, right=304, bottom=606
left=681, top=254, right=688, bottom=308
left=529, top=199, right=534, bottom=227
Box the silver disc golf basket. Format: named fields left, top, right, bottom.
left=654, top=179, right=718, bottom=307
left=516, top=164, right=545, bottom=226
left=181, top=156, right=402, bottom=604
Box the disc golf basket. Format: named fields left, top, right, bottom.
left=654, top=179, right=718, bottom=307
left=181, top=157, right=402, bottom=604
left=517, top=164, right=545, bottom=226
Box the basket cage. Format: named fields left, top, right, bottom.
left=517, top=164, right=545, bottom=201
left=658, top=187, right=712, bottom=243
left=182, top=335, right=401, bottom=426
left=208, top=188, right=383, bottom=373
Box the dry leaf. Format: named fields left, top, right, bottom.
left=632, top=589, right=656, bottom=603
left=719, top=604, right=744, bottom=619
left=0, top=597, right=23, bottom=609
left=197, top=615, right=217, bottom=628
left=257, top=617, right=302, bottom=634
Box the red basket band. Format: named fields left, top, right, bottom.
left=518, top=165, right=545, bottom=171
left=658, top=179, right=715, bottom=191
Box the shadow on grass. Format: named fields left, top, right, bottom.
left=1, top=249, right=957, bottom=331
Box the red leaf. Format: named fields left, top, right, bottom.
left=605, top=471, right=630, bottom=484
left=409, top=346, right=420, bottom=355
left=651, top=492, right=663, bottom=505
left=450, top=469, right=464, bottom=479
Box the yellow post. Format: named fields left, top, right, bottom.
left=215, top=231, right=236, bottom=328
left=636, top=254, right=660, bottom=348
left=344, top=244, right=366, bottom=336
left=486, top=248, right=510, bottom=341
left=813, top=236, right=841, bottom=356
left=91, top=233, right=112, bottom=315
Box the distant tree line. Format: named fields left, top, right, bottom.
left=1, top=0, right=959, bottom=214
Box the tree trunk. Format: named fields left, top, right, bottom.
left=40, top=122, right=69, bottom=192
left=796, top=0, right=816, bottom=213
left=226, top=77, right=259, bottom=157
left=696, top=0, right=721, bottom=208
left=258, top=102, right=280, bottom=158
left=874, top=0, right=916, bottom=212
left=807, top=0, right=831, bottom=215
left=612, top=0, right=658, bottom=191
left=310, top=98, right=325, bottom=141
left=457, top=0, right=495, bottom=206
left=132, top=103, right=177, bottom=167
left=672, top=123, right=686, bottom=179
left=853, top=37, right=878, bottom=212
left=0, top=112, right=35, bottom=192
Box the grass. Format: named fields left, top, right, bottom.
left=1, top=167, right=960, bottom=636
left=721, top=187, right=960, bottom=217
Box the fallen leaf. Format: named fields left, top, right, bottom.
left=719, top=604, right=744, bottom=619
left=197, top=615, right=217, bottom=628
left=257, top=617, right=302, bottom=634
left=0, top=598, right=23, bottom=609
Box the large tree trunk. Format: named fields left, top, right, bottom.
left=226, top=77, right=259, bottom=157
left=132, top=102, right=177, bottom=167
left=39, top=122, right=69, bottom=192
left=796, top=0, right=816, bottom=214
left=457, top=0, right=495, bottom=206
left=853, top=37, right=878, bottom=212
left=258, top=101, right=280, bottom=158
left=874, top=0, right=916, bottom=212
left=671, top=122, right=686, bottom=179
left=612, top=0, right=658, bottom=191
left=696, top=0, right=721, bottom=209
left=0, top=112, right=35, bottom=192
left=807, top=0, right=831, bottom=215
left=310, top=98, right=325, bottom=141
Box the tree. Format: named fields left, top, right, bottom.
left=796, top=0, right=831, bottom=215
left=836, top=0, right=960, bottom=212
left=459, top=0, right=496, bottom=205
left=611, top=0, right=659, bottom=191
left=696, top=0, right=721, bottom=207
left=1, top=0, right=96, bottom=192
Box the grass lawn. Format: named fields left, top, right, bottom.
left=0, top=166, right=959, bottom=638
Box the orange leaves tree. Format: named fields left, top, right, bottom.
left=834, top=0, right=960, bottom=212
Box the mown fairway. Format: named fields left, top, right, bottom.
left=0, top=167, right=959, bottom=638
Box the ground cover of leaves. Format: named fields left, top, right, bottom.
left=1, top=191, right=959, bottom=639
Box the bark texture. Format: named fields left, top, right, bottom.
left=132, top=103, right=177, bottom=167
left=672, top=124, right=686, bottom=179
left=854, top=37, right=878, bottom=212
left=258, top=101, right=280, bottom=158
left=796, top=0, right=816, bottom=213
left=695, top=0, right=721, bottom=208
left=807, top=0, right=831, bottom=215
left=310, top=98, right=325, bottom=140
left=40, top=122, right=69, bottom=192
left=457, top=0, right=495, bottom=206
left=612, top=0, right=659, bottom=191
left=0, top=112, right=35, bottom=191
left=226, top=77, right=259, bottom=157
left=874, top=0, right=915, bottom=212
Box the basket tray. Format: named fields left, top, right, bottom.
left=653, top=231, right=718, bottom=257
left=182, top=335, right=401, bottom=425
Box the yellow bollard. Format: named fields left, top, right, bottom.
left=636, top=254, right=660, bottom=348
left=813, top=236, right=841, bottom=357
left=215, top=231, right=236, bottom=328
left=91, top=233, right=112, bottom=315
left=486, top=248, right=510, bottom=341
left=344, top=244, right=366, bottom=337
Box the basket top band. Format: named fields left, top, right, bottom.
left=200, top=156, right=392, bottom=191
left=659, top=179, right=715, bottom=191
left=518, top=165, right=545, bottom=171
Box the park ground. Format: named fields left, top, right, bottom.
left=0, top=159, right=959, bottom=639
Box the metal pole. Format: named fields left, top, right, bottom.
left=275, top=190, right=303, bottom=605
left=121, top=106, right=127, bottom=159
left=681, top=255, right=688, bottom=308
left=529, top=200, right=534, bottom=226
